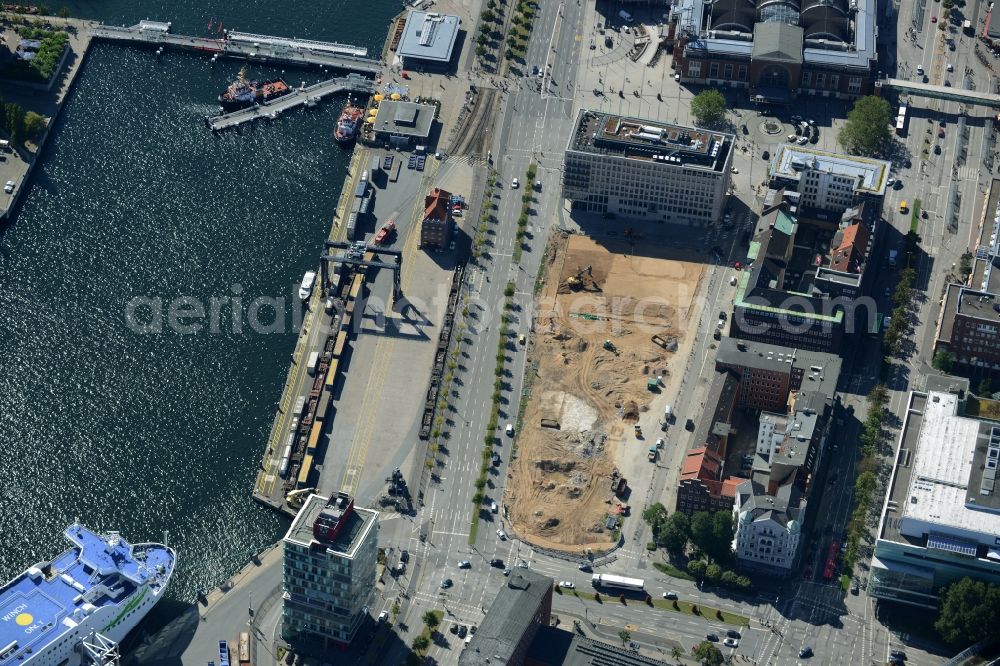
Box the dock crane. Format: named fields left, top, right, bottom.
left=319, top=240, right=403, bottom=304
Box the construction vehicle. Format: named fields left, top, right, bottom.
left=647, top=378, right=659, bottom=391
left=286, top=487, right=316, bottom=510
left=610, top=471, right=627, bottom=496
left=373, top=220, right=396, bottom=245
left=603, top=339, right=616, bottom=352
left=564, top=265, right=593, bottom=291
left=647, top=446, right=657, bottom=462
left=634, top=424, right=642, bottom=438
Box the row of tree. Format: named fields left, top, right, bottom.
left=643, top=504, right=734, bottom=562
left=844, top=385, right=888, bottom=568
left=937, top=578, right=1000, bottom=648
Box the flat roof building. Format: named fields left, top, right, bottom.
left=282, top=492, right=379, bottom=651
left=715, top=337, right=841, bottom=412
left=768, top=145, right=891, bottom=211
left=563, top=109, right=733, bottom=225
left=524, top=627, right=669, bottom=665
left=870, top=390, right=1000, bottom=608
left=934, top=178, right=1000, bottom=370
left=459, top=568, right=553, bottom=665
left=370, top=100, right=436, bottom=148
left=669, top=0, right=878, bottom=101
left=397, top=11, right=460, bottom=69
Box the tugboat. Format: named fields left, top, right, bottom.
left=334, top=97, right=365, bottom=144
left=218, top=67, right=291, bottom=111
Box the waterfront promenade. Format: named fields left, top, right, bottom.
left=90, top=22, right=382, bottom=74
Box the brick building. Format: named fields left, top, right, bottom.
left=420, top=187, right=452, bottom=249
left=668, top=0, right=878, bottom=102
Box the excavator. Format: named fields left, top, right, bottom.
left=286, top=487, right=315, bottom=510
left=564, top=264, right=593, bottom=291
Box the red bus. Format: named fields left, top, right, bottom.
left=823, top=541, right=839, bottom=581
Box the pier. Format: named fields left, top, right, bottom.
left=206, top=75, right=375, bottom=131
left=89, top=21, right=382, bottom=75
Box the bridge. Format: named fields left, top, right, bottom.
left=90, top=21, right=382, bottom=75
left=205, top=75, right=375, bottom=131
left=881, top=78, right=1000, bottom=108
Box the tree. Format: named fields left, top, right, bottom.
left=933, top=349, right=955, bottom=372
left=736, top=575, right=752, bottom=590
left=475, top=44, right=488, bottom=58
left=411, top=634, right=430, bottom=652
left=692, top=640, right=725, bottom=666
left=721, top=570, right=738, bottom=587
left=690, top=88, right=727, bottom=126
left=838, top=95, right=892, bottom=156
left=960, top=251, right=974, bottom=279
left=935, top=578, right=1000, bottom=646
left=867, top=384, right=889, bottom=411
left=705, top=563, right=722, bottom=582
left=23, top=111, right=46, bottom=141
left=979, top=377, right=992, bottom=397
left=421, top=610, right=440, bottom=631
left=671, top=646, right=683, bottom=661
left=481, top=9, right=496, bottom=23
left=710, top=511, right=734, bottom=562
left=618, top=629, right=631, bottom=646
left=662, top=511, right=691, bottom=555
left=643, top=502, right=668, bottom=529
left=690, top=511, right=715, bottom=554
left=3, top=103, right=26, bottom=148
left=687, top=559, right=707, bottom=579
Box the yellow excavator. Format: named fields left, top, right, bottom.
left=286, top=487, right=316, bottom=510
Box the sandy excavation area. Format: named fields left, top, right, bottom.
left=505, top=233, right=704, bottom=553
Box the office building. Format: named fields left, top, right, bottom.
left=282, top=492, right=380, bottom=651
left=396, top=11, right=461, bottom=69
left=768, top=145, right=891, bottom=214
left=935, top=178, right=1000, bottom=370
left=562, top=110, right=733, bottom=225
left=714, top=337, right=840, bottom=412
left=870, top=390, right=1000, bottom=608
left=668, top=0, right=878, bottom=101
left=459, top=568, right=553, bottom=666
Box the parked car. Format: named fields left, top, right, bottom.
left=727, top=630, right=742, bottom=639
left=706, top=634, right=719, bottom=642
left=496, top=528, right=507, bottom=540
left=685, top=418, right=695, bottom=431
left=490, top=558, right=504, bottom=567
left=506, top=423, right=515, bottom=436
left=559, top=581, right=575, bottom=589
left=724, top=637, right=739, bottom=648
left=458, top=560, right=471, bottom=569
left=663, top=591, right=678, bottom=599
left=578, top=563, right=592, bottom=572
left=457, top=625, right=467, bottom=638
left=799, top=646, right=813, bottom=658
left=3, top=180, right=13, bottom=194
left=441, top=578, right=453, bottom=588
left=511, top=178, right=519, bottom=189
left=378, top=610, right=389, bottom=622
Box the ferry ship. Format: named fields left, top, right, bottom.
left=334, top=98, right=365, bottom=144
left=0, top=523, right=175, bottom=666
left=218, top=67, right=291, bottom=111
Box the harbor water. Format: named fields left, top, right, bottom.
left=0, top=0, right=398, bottom=609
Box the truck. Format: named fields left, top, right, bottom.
left=888, top=249, right=898, bottom=268
left=306, top=351, right=320, bottom=376
left=591, top=573, right=644, bottom=591
left=964, top=19, right=974, bottom=34
left=374, top=220, right=396, bottom=245
left=664, top=404, right=673, bottom=421
left=647, top=446, right=657, bottom=462
left=219, top=640, right=230, bottom=666
left=238, top=632, right=250, bottom=666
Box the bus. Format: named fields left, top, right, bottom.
left=591, top=573, right=645, bottom=591
left=822, top=541, right=840, bottom=581
left=895, top=105, right=908, bottom=137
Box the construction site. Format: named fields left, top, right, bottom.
left=504, top=233, right=705, bottom=552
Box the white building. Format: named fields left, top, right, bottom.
left=562, top=110, right=734, bottom=225
left=282, top=492, right=380, bottom=651
left=768, top=145, right=890, bottom=213
left=733, top=494, right=803, bottom=571
left=756, top=412, right=787, bottom=456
